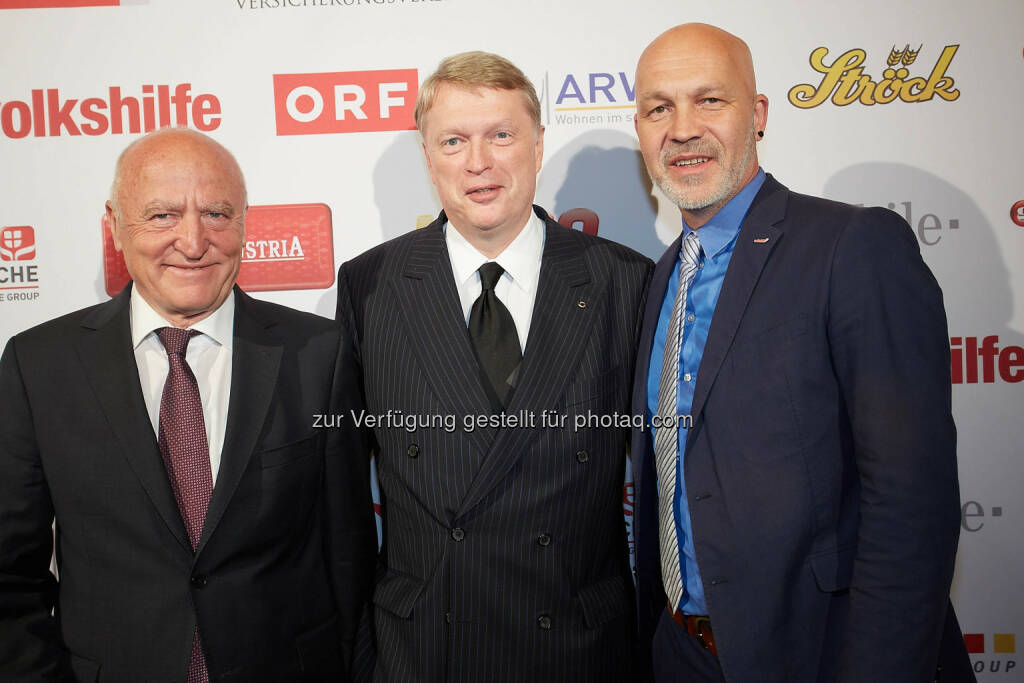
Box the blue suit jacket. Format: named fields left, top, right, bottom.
left=630, top=175, right=973, bottom=682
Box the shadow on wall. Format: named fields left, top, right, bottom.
left=537, top=129, right=666, bottom=261
left=313, top=131, right=439, bottom=318
left=374, top=130, right=440, bottom=242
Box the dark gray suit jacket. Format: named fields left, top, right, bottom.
left=336, top=207, right=653, bottom=682
left=0, top=285, right=377, bottom=682
left=631, top=175, right=972, bottom=682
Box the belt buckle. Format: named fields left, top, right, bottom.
left=692, top=615, right=713, bottom=652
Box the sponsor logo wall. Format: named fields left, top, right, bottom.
left=1, top=1, right=1022, bottom=678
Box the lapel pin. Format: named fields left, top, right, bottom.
left=577, top=300, right=587, bottom=309
left=753, top=237, right=770, bottom=244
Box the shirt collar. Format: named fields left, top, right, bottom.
left=682, top=168, right=766, bottom=259
left=445, top=210, right=545, bottom=292
left=130, top=285, right=235, bottom=350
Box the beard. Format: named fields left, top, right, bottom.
left=653, top=122, right=758, bottom=215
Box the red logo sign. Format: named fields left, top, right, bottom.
left=950, top=336, right=1024, bottom=384
left=1011, top=200, right=1024, bottom=227
left=0, top=226, right=36, bottom=261
left=0, top=84, right=220, bottom=139
left=102, top=203, right=335, bottom=296
left=0, top=1, right=118, bottom=7
left=273, top=69, right=417, bottom=135
left=964, top=632, right=1016, bottom=654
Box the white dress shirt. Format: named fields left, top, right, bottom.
left=445, top=211, right=546, bottom=353
left=130, top=287, right=234, bottom=483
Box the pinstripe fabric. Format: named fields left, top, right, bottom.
left=337, top=207, right=653, bottom=683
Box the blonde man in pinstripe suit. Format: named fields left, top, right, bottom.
left=337, top=51, right=653, bottom=682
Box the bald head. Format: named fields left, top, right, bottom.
left=110, top=128, right=247, bottom=219
left=637, top=23, right=757, bottom=102
left=634, top=23, right=768, bottom=226
left=103, top=127, right=248, bottom=326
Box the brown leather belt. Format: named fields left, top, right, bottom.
left=670, top=609, right=718, bottom=657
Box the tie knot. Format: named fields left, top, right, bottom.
left=478, top=262, right=505, bottom=291
left=681, top=231, right=702, bottom=268
left=156, top=327, right=200, bottom=356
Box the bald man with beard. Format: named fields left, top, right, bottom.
left=0, top=128, right=375, bottom=682
left=629, top=24, right=973, bottom=682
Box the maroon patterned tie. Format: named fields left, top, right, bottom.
left=157, top=327, right=212, bottom=683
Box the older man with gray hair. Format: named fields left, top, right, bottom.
left=0, top=128, right=375, bottom=682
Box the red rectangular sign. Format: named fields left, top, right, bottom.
left=102, top=203, right=334, bottom=296
left=273, top=69, right=417, bottom=136
left=0, top=1, right=119, bottom=8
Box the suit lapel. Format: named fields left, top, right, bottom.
left=456, top=214, right=594, bottom=517
left=195, top=288, right=282, bottom=556
left=687, top=175, right=789, bottom=428
left=76, top=287, right=192, bottom=554
left=391, top=215, right=497, bottom=455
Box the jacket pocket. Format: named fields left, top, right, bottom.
left=295, top=614, right=345, bottom=676
left=809, top=545, right=856, bottom=593
left=577, top=574, right=630, bottom=629
left=260, top=433, right=318, bottom=469
left=373, top=569, right=426, bottom=619
left=69, top=652, right=100, bottom=682
left=563, top=366, right=621, bottom=408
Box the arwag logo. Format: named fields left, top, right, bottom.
left=538, top=71, right=636, bottom=126
left=788, top=43, right=960, bottom=108
left=0, top=226, right=35, bottom=261
left=273, top=69, right=417, bottom=135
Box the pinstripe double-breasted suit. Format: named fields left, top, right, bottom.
left=335, top=206, right=653, bottom=682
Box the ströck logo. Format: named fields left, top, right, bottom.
left=273, top=69, right=417, bottom=135
left=788, top=43, right=960, bottom=108
left=0, top=226, right=35, bottom=261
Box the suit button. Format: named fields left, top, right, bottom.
left=451, top=527, right=465, bottom=541
left=575, top=449, right=589, bottom=463
left=407, top=443, right=420, bottom=458
left=445, top=611, right=452, bottom=624
left=537, top=615, right=552, bottom=630
left=190, top=574, right=208, bottom=589
left=537, top=533, right=552, bottom=547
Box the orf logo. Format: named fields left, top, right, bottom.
left=273, top=69, right=417, bottom=136
left=0, top=226, right=35, bottom=261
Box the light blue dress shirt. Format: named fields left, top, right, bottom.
left=646, top=169, right=766, bottom=614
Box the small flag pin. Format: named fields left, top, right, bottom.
left=753, top=237, right=770, bottom=244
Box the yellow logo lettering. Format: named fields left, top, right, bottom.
left=788, top=44, right=960, bottom=108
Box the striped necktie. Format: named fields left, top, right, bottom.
left=653, top=231, right=702, bottom=611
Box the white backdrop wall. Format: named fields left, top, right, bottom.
left=1, top=0, right=1021, bottom=678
